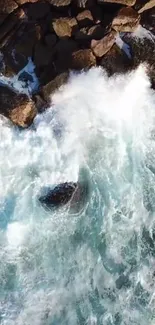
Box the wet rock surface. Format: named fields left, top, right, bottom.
left=0, top=85, right=37, bottom=127
left=0, top=0, right=154, bottom=125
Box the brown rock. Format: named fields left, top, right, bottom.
left=0, top=85, right=37, bottom=127
left=91, top=30, right=116, bottom=58
left=71, top=49, right=96, bottom=69
left=40, top=72, right=69, bottom=101
left=138, top=0, right=155, bottom=14
left=100, top=43, right=132, bottom=75
left=0, top=0, right=18, bottom=25
left=112, top=7, right=140, bottom=32
left=52, top=17, right=78, bottom=37
left=76, top=10, right=94, bottom=28
left=47, top=0, right=71, bottom=6
left=97, top=0, right=136, bottom=5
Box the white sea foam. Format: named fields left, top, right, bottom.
left=0, top=65, right=155, bottom=324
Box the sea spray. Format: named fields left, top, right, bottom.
left=0, top=65, right=155, bottom=324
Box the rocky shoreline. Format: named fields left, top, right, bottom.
left=0, top=0, right=155, bottom=127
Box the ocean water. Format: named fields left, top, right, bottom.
left=0, top=66, right=155, bottom=325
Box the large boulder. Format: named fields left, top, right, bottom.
left=52, top=17, right=78, bottom=37
left=0, top=85, right=37, bottom=127
left=47, top=0, right=71, bottom=6
left=71, top=49, right=96, bottom=69
left=91, top=30, right=117, bottom=57
left=112, top=7, right=140, bottom=32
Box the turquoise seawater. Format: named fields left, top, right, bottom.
left=1, top=66, right=155, bottom=325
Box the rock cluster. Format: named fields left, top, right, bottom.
left=0, top=0, right=154, bottom=126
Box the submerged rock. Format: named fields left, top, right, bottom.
left=39, top=182, right=77, bottom=208
left=39, top=167, right=90, bottom=213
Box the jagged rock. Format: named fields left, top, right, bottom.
left=100, top=43, right=132, bottom=75
left=71, top=49, right=96, bottom=69
left=112, top=7, right=140, bottom=32
left=97, top=0, right=136, bottom=5
left=76, top=10, right=94, bottom=28
left=91, top=30, right=116, bottom=57
left=39, top=167, right=90, bottom=212
left=0, top=0, right=18, bottom=25
left=52, top=17, right=78, bottom=37
left=0, top=85, right=37, bottom=127
left=138, top=0, right=155, bottom=14
left=40, top=72, right=69, bottom=101
left=47, top=0, right=71, bottom=6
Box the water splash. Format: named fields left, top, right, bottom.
left=0, top=65, right=155, bottom=325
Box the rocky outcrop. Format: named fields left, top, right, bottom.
left=0, top=85, right=37, bottom=127
left=0, top=0, right=154, bottom=124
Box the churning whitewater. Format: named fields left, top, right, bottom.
left=1, top=66, right=155, bottom=325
